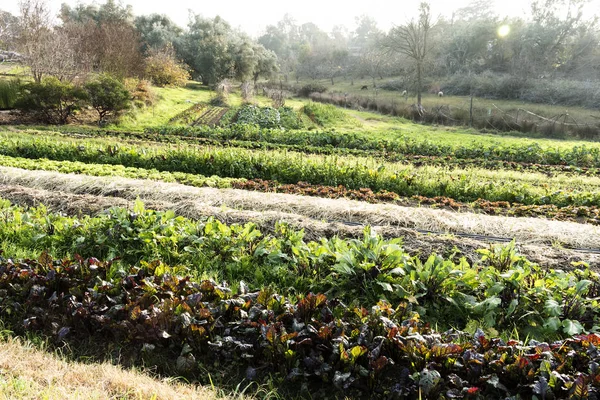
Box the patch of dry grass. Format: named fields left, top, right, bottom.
left=1, top=166, right=599, bottom=250
left=0, top=338, right=225, bottom=400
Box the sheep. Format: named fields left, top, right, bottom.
left=438, top=91, right=444, bottom=97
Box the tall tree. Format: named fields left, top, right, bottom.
left=384, top=2, right=434, bottom=110
left=0, top=10, right=19, bottom=50
left=182, top=15, right=235, bottom=86
left=134, top=14, right=183, bottom=55
left=252, top=44, right=278, bottom=86
left=259, top=15, right=300, bottom=81
left=59, top=0, right=143, bottom=78
left=17, top=0, right=53, bottom=82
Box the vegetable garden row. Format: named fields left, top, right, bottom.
left=1, top=199, right=597, bottom=340
left=143, top=124, right=600, bottom=168
left=32, top=124, right=600, bottom=169
left=2, top=130, right=600, bottom=209
left=1, top=152, right=600, bottom=226
left=37, top=127, right=600, bottom=177
left=2, top=198, right=600, bottom=398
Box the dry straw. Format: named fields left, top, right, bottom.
left=1, top=166, right=599, bottom=249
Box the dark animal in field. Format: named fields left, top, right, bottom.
left=360, top=85, right=368, bottom=90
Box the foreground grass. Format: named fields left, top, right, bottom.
left=0, top=337, right=228, bottom=400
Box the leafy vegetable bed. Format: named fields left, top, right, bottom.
left=233, top=179, right=600, bottom=225
left=2, top=253, right=600, bottom=399
left=168, top=103, right=208, bottom=125
left=145, top=125, right=600, bottom=168
left=1, top=200, right=599, bottom=341
left=2, top=132, right=600, bottom=208
left=192, top=106, right=228, bottom=126
left=43, top=127, right=600, bottom=177
left=1, top=154, right=599, bottom=225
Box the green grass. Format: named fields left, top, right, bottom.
left=306, top=76, right=600, bottom=127
left=0, top=64, right=29, bottom=78
left=113, top=82, right=214, bottom=131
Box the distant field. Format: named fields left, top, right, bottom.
left=303, top=76, right=600, bottom=132
left=109, top=81, right=600, bottom=153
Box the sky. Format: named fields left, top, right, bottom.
left=2, top=0, right=599, bottom=37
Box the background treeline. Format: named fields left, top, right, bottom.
left=0, top=0, right=599, bottom=108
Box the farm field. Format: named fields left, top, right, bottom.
left=3, top=95, right=600, bottom=398
left=303, top=76, right=600, bottom=131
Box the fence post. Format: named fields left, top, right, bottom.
left=469, top=95, right=473, bottom=127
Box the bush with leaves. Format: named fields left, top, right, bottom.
left=302, top=101, right=346, bottom=126
left=298, top=83, right=328, bottom=97
left=278, top=106, right=304, bottom=130
left=124, top=78, right=156, bottom=108
left=15, top=77, right=87, bottom=124
left=144, top=45, right=191, bottom=87
left=0, top=79, right=21, bottom=109
left=84, top=74, right=131, bottom=123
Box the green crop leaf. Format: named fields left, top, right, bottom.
left=576, top=280, right=592, bottom=295
left=377, top=282, right=394, bottom=292
left=544, top=317, right=561, bottom=332
left=350, top=345, right=367, bottom=360
left=544, top=299, right=562, bottom=317
left=562, top=319, right=584, bottom=336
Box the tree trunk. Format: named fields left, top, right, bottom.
left=331, top=76, right=334, bottom=85
left=416, top=61, right=422, bottom=108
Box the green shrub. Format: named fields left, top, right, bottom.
left=124, top=78, right=156, bottom=107
left=15, top=77, right=88, bottom=124
left=144, top=45, right=191, bottom=87
left=84, top=74, right=131, bottom=123
left=298, top=82, right=327, bottom=97
left=0, top=79, right=21, bottom=109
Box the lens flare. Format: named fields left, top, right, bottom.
left=498, top=25, right=510, bottom=37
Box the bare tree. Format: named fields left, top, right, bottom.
left=384, top=2, right=434, bottom=110
left=17, top=0, right=53, bottom=82
left=0, top=11, right=19, bottom=50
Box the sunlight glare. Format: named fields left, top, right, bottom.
left=498, top=25, right=511, bottom=37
